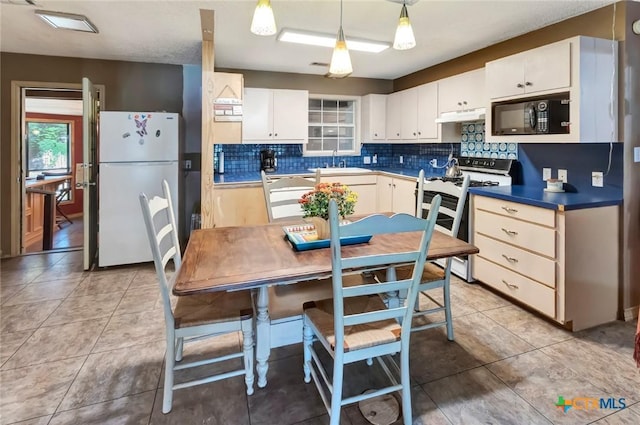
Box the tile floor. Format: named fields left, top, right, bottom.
left=1, top=250, right=639, bottom=425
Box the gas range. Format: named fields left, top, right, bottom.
left=422, top=157, right=514, bottom=282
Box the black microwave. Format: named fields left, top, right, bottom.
left=492, top=98, right=570, bottom=135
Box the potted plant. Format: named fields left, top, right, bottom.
left=299, top=182, right=358, bottom=239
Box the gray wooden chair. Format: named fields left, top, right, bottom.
left=302, top=196, right=441, bottom=425
left=139, top=180, right=254, bottom=414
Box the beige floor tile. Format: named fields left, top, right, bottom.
left=59, top=340, right=164, bottom=410
left=68, top=269, right=136, bottom=297
left=450, top=281, right=511, bottom=312
left=92, top=310, right=165, bottom=353
left=113, top=286, right=162, bottom=316
left=0, top=330, right=33, bottom=367
left=482, top=305, right=573, bottom=348
left=344, top=385, right=451, bottom=425
left=541, top=339, right=640, bottom=402
left=0, top=285, right=24, bottom=305
left=0, top=300, right=62, bottom=333
left=1, top=253, right=65, bottom=271
left=248, top=354, right=326, bottom=425
left=31, top=264, right=87, bottom=284
left=592, top=405, right=640, bottom=424
left=452, top=312, right=535, bottom=363
left=408, top=327, right=482, bottom=384
left=487, top=350, right=612, bottom=424
left=573, top=320, right=636, bottom=360
left=423, top=366, right=552, bottom=425
left=0, top=358, right=83, bottom=424
left=150, top=377, right=251, bottom=425
left=7, top=415, right=52, bottom=425
left=2, top=318, right=108, bottom=370
left=0, top=268, right=46, bottom=287
left=2, top=279, right=81, bottom=307
left=42, top=292, right=123, bottom=326
left=53, top=251, right=84, bottom=266
left=416, top=287, right=478, bottom=319
left=51, top=391, right=154, bottom=425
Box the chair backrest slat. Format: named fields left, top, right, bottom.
left=415, top=169, right=469, bottom=238
left=139, top=180, right=181, bottom=326
left=261, top=170, right=320, bottom=222
left=328, top=195, right=441, bottom=355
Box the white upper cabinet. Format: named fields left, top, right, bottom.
left=386, top=91, right=403, bottom=140
left=438, top=68, right=486, bottom=113
left=386, top=82, right=438, bottom=143
left=361, top=94, right=387, bottom=142
left=485, top=36, right=618, bottom=143
left=243, top=88, right=308, bottom=143
left=486, top=41, right=570, bottom=99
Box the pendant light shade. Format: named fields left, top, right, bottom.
left=251, top=0, right=276, bottom=36
left=329, top=0, right=352, bottom=77
left=329, top=27, right=353, bottom=76
left=393, top=4, right=416, bottom=50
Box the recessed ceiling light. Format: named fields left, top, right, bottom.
left=35, top=10, right=99, bottom=33
left=278, top=28, right=390, bottom=53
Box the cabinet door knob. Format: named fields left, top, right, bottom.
left=501, top=228, right=518, bottom=236
left=502, top=279, right=519, bottom=289
left=374, top=133, right=378, bottom=137
left=525, top=81, right=532, bottom=86
left=397, top=133, right=400, bottom=136
left=418, top=131, right=421, bottom=135
left=413, top=132, right=417, bottom=136
left=268, top=133, right=273, bottom=137
left=501, top=206, right=518, bottom=213
left=457, top=102, right=462, bottom=106
left=274, top=133, right=278, bottom=137
left=517, top=83, right=524, bottom=88
left=502, top=254, right=519, bottom=263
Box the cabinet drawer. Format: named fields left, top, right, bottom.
left=474, top=196, right=555, bottom=227
left=473, top=256, right=555, bottom=318
left=475, top=209, right=556, bottom=257
left=475, top=233, right=556, bottom=287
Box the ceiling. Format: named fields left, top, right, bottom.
left=0, top=0, right=618, bottom=80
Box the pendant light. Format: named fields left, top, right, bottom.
left=251, top=0, right=276, bottom=36
left=329, top=0, right=353, bottom=76
left=393, top=1, right=416, bottom=50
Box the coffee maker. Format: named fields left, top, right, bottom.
left=260, top=149, right=276, bottom=173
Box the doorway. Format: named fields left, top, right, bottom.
left=9, top=81, right=104, bottom=257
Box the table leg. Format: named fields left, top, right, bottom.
left=385, top=266, right=399, bottom=310
left=256, top=285, right=270, bottom=388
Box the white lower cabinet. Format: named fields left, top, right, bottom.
left=471, top=194, right=619, bottom=331
left=377, top=175, right=416, bottom=214
left=319, top=174, right=377, bottom=216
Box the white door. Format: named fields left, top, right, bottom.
left=98, top=161, right=178, bottom=267
left=99, top=112, right=179, bottom=163
left=82, top=77, right=99, bottom=271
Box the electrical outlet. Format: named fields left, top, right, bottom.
left=542, top=168, right=552, bottom=181
left=592, top=171, right=604, bottom=187
left=372, top=154, right=378, bottom=164
left=634, top=147, right=640, bottom=163
left=363, top=156, right=371, bottom=165
left=430, top=158, right=438, bottom=167
left=399, top=155, right=404, bottom=164
left=184, top=159, right=192, bottom=170
left=558, top=169, right=568, bottom=183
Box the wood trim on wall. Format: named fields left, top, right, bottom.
left=200, top=9, right=215, bottom=229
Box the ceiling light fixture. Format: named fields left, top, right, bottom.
left=250, top=0, right=277, bottom=36
left=328, top=0, right=352, bottom=77
left=278, top=29, right=390, bottom=53
left=35, top=10, right=98, bottom=33
left=393, top=1, right=416, bottom=50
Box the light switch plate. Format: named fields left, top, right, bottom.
left=542, top=168, right=552, bottom=181
left=592, top=171, right=604, bottom=187
left=634, top=147, right=640, bottom=163
left=558, top=169, right=567, bottom=183
left=399, top=155, right=404, bottom=164
left=363, top=156, right=371, bottom=165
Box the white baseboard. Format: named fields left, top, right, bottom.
left=623, top=305, right=639, bottom=322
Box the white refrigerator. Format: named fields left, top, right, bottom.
left=98, top=111, right=179, bottom=267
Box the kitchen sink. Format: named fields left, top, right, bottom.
left=308, top=167, right=373, bottom=174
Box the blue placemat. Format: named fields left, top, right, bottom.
left=282, top=223, right=372, bottom=251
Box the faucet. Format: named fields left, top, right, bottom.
left=332, top=150, right=337, bottom=168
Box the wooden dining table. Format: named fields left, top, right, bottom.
left=174, top=221, right=479, bottom=388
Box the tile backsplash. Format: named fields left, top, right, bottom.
left=214, top=143, right=460, bottom=175
left=460, top=120, right=518, bottom=159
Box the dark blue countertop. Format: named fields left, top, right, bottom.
left=469, top=185, right=623, bottom=211
left=213, top=167, right=438, bottom=184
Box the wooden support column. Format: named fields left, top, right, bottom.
left=200, top=9, right=216, bottom=229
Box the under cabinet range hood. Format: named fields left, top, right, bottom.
left=435, top=107, right=486, bottom=123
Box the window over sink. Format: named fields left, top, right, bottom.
left=304, top=95, right=360, bottom=156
